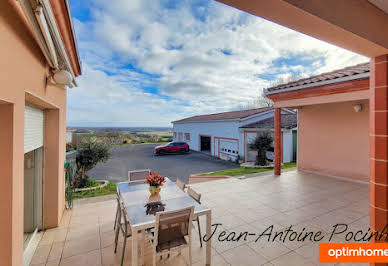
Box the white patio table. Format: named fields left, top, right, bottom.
left=117, top=178, right=212, bottom=266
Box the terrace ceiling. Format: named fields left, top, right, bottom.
left=369, top=0, right=388, bottom=14
left=217, top=0, right=388, bottom=58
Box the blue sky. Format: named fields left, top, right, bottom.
left=67, top=0, right=367, bottom=127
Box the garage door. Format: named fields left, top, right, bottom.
left=24, top=105, right=44, bottom=153
left=219, top=139, right=238, bottom=160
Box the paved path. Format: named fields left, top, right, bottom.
left=88, top=144, right=237, bottom=183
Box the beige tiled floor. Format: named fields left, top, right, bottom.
left=30, top=170, right=369, bottom=266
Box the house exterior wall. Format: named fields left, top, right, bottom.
left=173, top=121, right=240, bottom=157
left=298, top=100, right=369, bottom=181
left=173, top=110, right=295, bottom=163
left=66, top=130, right=73, bottom=144
left=0, top=2, right=68, bottom=265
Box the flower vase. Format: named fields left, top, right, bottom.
left=149, top=185, right=161, bottom=196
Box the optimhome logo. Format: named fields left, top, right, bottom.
left=320, top=243, right=388, bottom=263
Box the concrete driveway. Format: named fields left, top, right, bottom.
left=88, top=144, right=237, bottom=183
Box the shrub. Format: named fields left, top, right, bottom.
left=249, top=131, right=273, bottom=166
left=66, top=143, right=76, bottom=152
left=73, top=137, right=111, bottom=188
left=85, top=178, right=100, bottom=188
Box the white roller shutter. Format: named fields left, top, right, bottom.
left=24, top=105, right=44, bottom=153
left=220, top=139, right=238, bottom=157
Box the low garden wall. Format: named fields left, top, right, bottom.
left=189, top=174, right=231, bottom=184
left=74, top=180, right=109, bottom=192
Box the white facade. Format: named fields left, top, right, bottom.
left=173, top=109, right=296, bottom=163
left=66, top=130, right=73, bottom=144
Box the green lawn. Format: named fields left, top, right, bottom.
left=73, top=182, right=117, bottom=199
left=198, top=162, right=297, bottom=177
left=71, top=163, right=297, bottom=199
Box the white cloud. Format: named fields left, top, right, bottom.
left=68, top=0, right=367, bottom=127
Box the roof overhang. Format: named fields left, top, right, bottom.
left=49, top=0, right=81, bottom=76
left=173, top=118, right=241, bottom=124
left=273, top=90, right=370, bottom=109
left=172, top=109, right=275, bottom=124
left=266, top=77, right=370, bottom=103
left=217, top=0, right=388, bottom=58
left=172, top=108, right=296, bottom=124
left=265, top=72, right=370, bottom=96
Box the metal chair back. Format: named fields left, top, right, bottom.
left=154, top=206, right=194, bottom=249
left=128, top=169, right=150, bottom=182
left=187, top=187, right=203, bottom=247
left=175, top=179, right=186, bottom=191
left=187, top=187, right=201, bottom=204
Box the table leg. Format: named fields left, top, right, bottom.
left=141, top=230, right=145, bottom=266
left=206, top=211, right=212, bottom=266
left=132, top=229, right=138, bottom=266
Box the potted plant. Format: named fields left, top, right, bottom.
left=145, top=171, right=166, bottom=195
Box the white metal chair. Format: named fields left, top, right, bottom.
left=114, top=198, right=147, bottom=266
left=114, top=198, right=132, bottom=266
left=149, top=206, right=194, bottom=266
left=128, top=169, right=150, bottom=182
left=175, top=178, right=186, bottom=191
left=114, top=191, right=120, bottom=231
left=187, top=187, right=203, bottom=247
left=114, top=181, right=144, bottom=231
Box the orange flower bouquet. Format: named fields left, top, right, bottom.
left=145, top=171, right=166, bottom=195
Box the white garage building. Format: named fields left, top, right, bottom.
left=172, top=107, right=297, bottom=163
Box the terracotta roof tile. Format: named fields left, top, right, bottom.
left=240, top=113, right=297, bottom=129
left=172, top=107, right=273, bottom=123
left=266, top=62, right=369, bottom=94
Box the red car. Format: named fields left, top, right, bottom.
left=154, top=141, right=190, bottom=155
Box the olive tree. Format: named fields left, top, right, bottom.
left=249, top=131, right=273, bottom=166
left=73, top=137, right=111, bottom=188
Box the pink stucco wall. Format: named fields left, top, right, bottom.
left=0, top=2, right=68, bottom=265
left=298, top=100, right=369, bottom=181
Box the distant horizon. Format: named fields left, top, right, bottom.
left=66, top=121, right=173, bottom=128
left=66, top=126, right=172, bottom=131
left=67, top=126, right=172, bottom=129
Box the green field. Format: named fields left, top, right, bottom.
left=73, top=182, right=117, bottom=199
left=69, top=130, right=173, bottom=150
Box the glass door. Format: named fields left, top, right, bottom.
left=23, top=147, right=43, bottom=249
